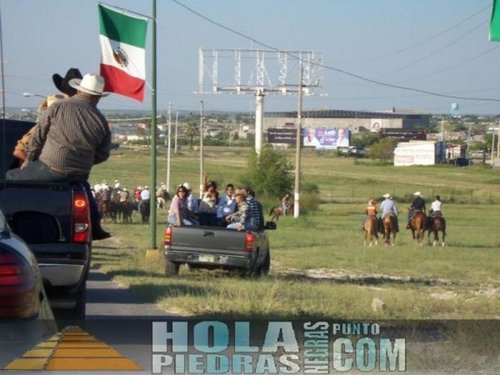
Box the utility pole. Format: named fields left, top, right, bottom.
left=174, top=112, right=179, bottom=154
left=293, top=66, right=303, bottom=218
left=497, top=122, right=499, bottom=159
left=166, top=102, right=172, bottom=192
left=199, top=100, right=205, bottom=198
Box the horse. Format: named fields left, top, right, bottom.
left=117, top=200, right=135, bottom=223
left=363, top=215, right=378, bottom=246
left=409, top=210, right=427, bottom=244
left=156, top=187, right=171, bottom=210
left=428, top=215, right=446, bottom=247
left=382, top=214, right=397, bottom=246
left=139, top=199, right=150, bottom=224
left=269, top=204, right=293, bottom=222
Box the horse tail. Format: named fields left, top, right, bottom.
left=269, top=206, right=276, bottom=217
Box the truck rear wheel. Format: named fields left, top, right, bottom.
left=261, top=250, right=270, bottom=275
left=165, top=260, right=180, bottom=276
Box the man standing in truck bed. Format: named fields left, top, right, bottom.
left=5, top=73, right=112, bottom=239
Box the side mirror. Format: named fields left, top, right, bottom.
left=264, top=221, right=277, bottom=230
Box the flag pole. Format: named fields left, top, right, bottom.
left=149, top=0, right=157, bottom=249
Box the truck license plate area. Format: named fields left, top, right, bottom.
left=199, top=255, right=215, bottom=263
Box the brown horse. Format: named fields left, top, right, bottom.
left=382, top=214, right=397, bottom=246
left=409, top=210, right=427, bottom=244
left=428, top=215, right=446, bottom=247
left=269, top=204, right=293, bottom=222
left=363, top=215, right=378, bottom=246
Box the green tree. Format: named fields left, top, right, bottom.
left=366, top=137, right=399, bottom=163
left=184, top=120, right=198, bottom=149
left=240, top=147, right=293, bottom=198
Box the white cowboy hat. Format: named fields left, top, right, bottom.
left=414, top=192, right=422, bottom=196
left=69, top=73, right=109, bottom=96
left=382, top=193, right=390, bottom=199
left=182, top=182, right=191, bottom=191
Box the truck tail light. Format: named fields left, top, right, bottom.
left=72, top=192, right=90, bottom=243
left=0, top=246, right=38, bottom=318
left=164, top=225, right=173, bottom=250
left=244, top=231, right=254, bottom=253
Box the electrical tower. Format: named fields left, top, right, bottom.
left=198, top=48, right=323, bottom=153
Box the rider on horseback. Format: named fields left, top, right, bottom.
left=362, top=199, right=377, bottom=230
left=407, top=191, right=426, bottom=229
left=380, top=193, right=399, bottom=232
left=428, top=195, right=446, bottom=227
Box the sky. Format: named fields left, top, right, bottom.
left=1, top=0, right=500, bottom=115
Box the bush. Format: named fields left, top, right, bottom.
left=240, top=147, right=293, bottom=198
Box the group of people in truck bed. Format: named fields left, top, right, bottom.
left=167, top=181, right=264, bottom=232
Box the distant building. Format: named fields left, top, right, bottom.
left=264, top=108, right=431, bottom=134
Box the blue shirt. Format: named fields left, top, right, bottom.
left=380, top=198, right=398, bottom=217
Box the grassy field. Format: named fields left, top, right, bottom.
left=91, top=146, right=500, bottom=320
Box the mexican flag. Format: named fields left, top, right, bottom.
left=491, top=0, right=500, bottom=41
left=98, top=4, right=148, bottom=101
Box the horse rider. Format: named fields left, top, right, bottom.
left=281, top=193, right=291, bottom=216
left=429, top=195, right=446, bottom=227
left=407, top=191, right=426, bottom=229
left=380, top=193, right=399, bottom=232
left=362, top=198, right=378, bottom=230
left=138, top=185, right=151, bottom=212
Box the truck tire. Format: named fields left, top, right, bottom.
left=73, top=282, right=87, bottom=320
left=247, top=251, right=263, bottom=278
left=261, top=250, right=270, bottom=275
left=165, top=260, right=180, bottom=276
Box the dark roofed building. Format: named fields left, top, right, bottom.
left=264, top=108, right=431, bottom=133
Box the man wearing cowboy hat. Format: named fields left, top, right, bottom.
left=53, top=67, right=83, bottom=98
left=6, top=73, right=112, bottom=239
left=380, top=193, right=399, bottom=232
left=407, top=191, right=426, bottom=229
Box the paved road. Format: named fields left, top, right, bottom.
left=86, top=268, right=174, bottom=319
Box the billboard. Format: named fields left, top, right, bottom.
left=302, top=127, right=350, bottom=149
left=267, top=128, right=297, bottom=145
left=380, top=128, right=426, bottom=142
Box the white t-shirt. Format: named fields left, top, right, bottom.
left=431, top=200, right=442, bottom=211
left=140, top=189, right=150, bottom=200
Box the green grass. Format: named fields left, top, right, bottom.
left=91, top=146, right=500, bottom=320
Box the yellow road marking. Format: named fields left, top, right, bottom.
left=22, top=348, right=54, bottom=358
left=57, top=341, right=108, bottom=348
left=4, top=358, right=48, bottom=371
left=46, top=357, right=142, bottom=371
left=53, top=348, right=123, bottom=357
left=3, top=326, right=142, bottom=371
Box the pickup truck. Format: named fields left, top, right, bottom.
left=0, top=119, right=92, bottom=320
left=163, top=222, right=275, bottom=277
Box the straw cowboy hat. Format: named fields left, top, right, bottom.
left=52, top=68, right=82, bottom=96
left=182, top=182, right=192, bottom=191
left=382, top=193, right=391, bottom=199
left=413, top=192, right=422, bottom=196
left=69, top=73, right=109, bottom=96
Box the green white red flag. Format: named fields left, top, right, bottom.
left=490, top=0, right=500, bottom=41
left=98, top=4, right=148, bottom=101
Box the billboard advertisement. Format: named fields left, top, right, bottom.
left=302, top=127, right=350, bottom=149
left=267, top=128, right=297, bottom=145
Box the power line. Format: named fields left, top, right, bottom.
left=170, top=0, right=500, bottom=103
left=346, top=4, right=491, bottom=64
left=375, top=19, right=488, bottom=80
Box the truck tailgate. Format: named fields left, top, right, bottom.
left=170, top=226, right=247, bottom=254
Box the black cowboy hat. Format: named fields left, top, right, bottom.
left=52, top=68, right=82, bottom=96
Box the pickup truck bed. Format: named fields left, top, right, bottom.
left=164, top=225, right=273, bottom=277
left=0, top=119, right=92, bottom=320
